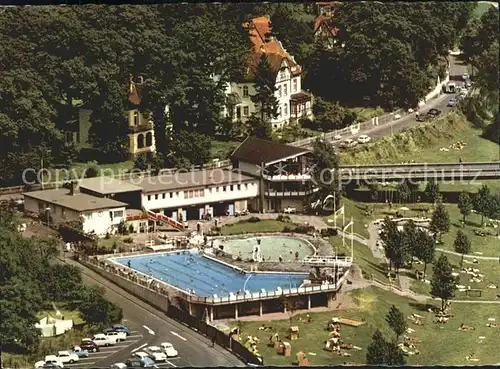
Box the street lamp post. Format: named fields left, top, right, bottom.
left=45, top=207, right=51, bottom=228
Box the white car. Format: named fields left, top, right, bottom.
left=53, top=351, right=79, bottom=364
left=92, top=334, right=116, bottom=347
left=462, top=73, right=470, bottom=81
left=160, top=342, right=178, bottom=357
left=35, top=356, right=64, bottom=368
left=110, top=363, right=127, bottom=369
left=357, top=135, right=371, bottom=144
left=134, top=352, right=152, bottom=361
left=283, top=207, right=296, bottom=214
left=333, top=134, right=342, bottom=140
left=106, top=331, right=127, bottom=342
left=145, top=346, right=167, bottom=362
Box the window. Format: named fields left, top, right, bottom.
left=245, top=184, right=249, bottom=189
left=277, top=107, right=282, bottom=118
left=147, top=195, right=151, bottom=201
left=284, top=103, right=288, bottom=116
left=277, top=85, right=282, bottom=98
left=230, top=185, right=234, bottom=191
left=155, top=194, right=159, bottom=200
left=61, top=208, right=66, bottom=218
left=133, top=111, right=139, bottom=126
left=216, top=187, right=220, bottom=192
left=169, top=192, right=173, bottom=198
left=237, top=184, right=241, bottom=190
left=243, top=85, right=249, bottom=97
left=162, top=193, right=166, bottom=199
left=109, top=211, right=113, bottom=220
left=293, top=78, right=297, bottom=92
left=236, top=106, right=241, bottom=119
left=223, top=186, right=227, bottom=192
left=279, top=70, right=285, bottom=80
left=176, top=192, right=179, bottom=196
left=284, top=84, right=287, bottom=96
left=114, top=210, right=124, bottom=218
left=243, top=106, right=249, bottom=116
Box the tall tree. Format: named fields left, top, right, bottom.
left=365, top=329, right=388, bottom=365
left=458, top=191, right=473, bottom=227
left=250, top=53, right=279, bottom=133
left=415, top=229, right=435, bottom=276
left=473, top=185, right=491, bottom=226
left=402, top=220, right=418, bottom=267
left=384, top=340, right=406, bottom=366
left=385, top=305, right=407, bottom=341
left=311, top=138, right=340, bottom=202
left=454, top=230, right=471, bottom=267
left=430, top=201, right=450, bottom=243
left=396, top=180, right=411, bottom=204
left=431, top=254, right=456, bottom=311
left=424, top=179, right=440, bottom=204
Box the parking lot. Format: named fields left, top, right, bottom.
left=58, top=330, right=144, bottom=369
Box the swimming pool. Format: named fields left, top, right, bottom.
left=113, top=252, right=308, bottom=298
left=217, top=235, right=315, bottom=262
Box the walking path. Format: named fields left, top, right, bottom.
left=436, top=248, right=500, bottom=261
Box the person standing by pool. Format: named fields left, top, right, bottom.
left=279, top=255, right=283, bottom=263
left=295, top=251, right=299, bottom=261
left=127, top=260, right=131, bottom=268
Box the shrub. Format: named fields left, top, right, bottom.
left=123, top=237, right=133, bottom=244
left=276, top=214, right=291, bottom=222
left=247, top=216, right=261, bottom=223
left=320, top=228, right=338, bottom=237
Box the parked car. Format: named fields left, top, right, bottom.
left=465, top=80, right=472, bottom=88
left=71, top=346, right=89, bottom=358
left=460, top=88, right=468, bottom=96
left=35, top=356, right=64, bottom=369
left=145, top=346, right=167, bottom=362
left=333, top=134, right=342, bottom=140
left=92, top=334, right=116, bottom=347
left=339, top=139, right=357, bottom=149
left=283, top=207, right=296, bottom=214
left=125, top=358, right=144, bottom=368
left=357, top=135, right=371, bottom=144
left=427, top=108, right=441, bottom=117
left=108, top=324, right=131, bottom=336
left=462, top=73, right=470, bottom=81
left=160, top=342, right=178, bottom=358
left=110, top=363, right=127, bottom=369
left=106, top=331, right=127, bottom=342
left=80, top=338, right=100, bottom=352
left=53, top=351, right=79, bottom=364
left=131, top=353, right=156, bottom=367
left=447, top=98, right=458, bottom=107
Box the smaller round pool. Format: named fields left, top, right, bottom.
left=217, top=235, right=315, bottom=262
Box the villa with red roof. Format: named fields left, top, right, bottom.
left=223, top=16, right=313, bottom=130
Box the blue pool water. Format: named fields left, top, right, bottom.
left=113, top=252, right=307, bottom=298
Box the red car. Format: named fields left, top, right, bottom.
left=80, top=338, right=100, bottom=353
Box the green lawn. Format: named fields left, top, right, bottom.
left=44, top=160, right=134, bottom=182
left=474, top=2, right=495, bottom=18
left=350, top=106, right=384, bottom=123
left=340, top=113, right=499, bottom=165
left=211, top=140, right=240, bottom=160
left=98, top=235, right=133, bottom=252
left=238, top=287, right=500, bottom=366
left=220, top=219, right=290, bottom=235
left=410, top=252, right=500, bottom=301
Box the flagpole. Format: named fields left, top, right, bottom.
left=334, top=194, right=337, bottom=229
left=351, top=217, right=354, bottom=260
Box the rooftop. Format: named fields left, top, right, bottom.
left=23, top=189, right=127, bottom=212
left=125, top=169, right=257, bottom=193
left=231, top=137, right=311, bottom=166
left=78, top=177, right=143, bottom=195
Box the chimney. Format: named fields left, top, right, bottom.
left=69, top=180, right=76, bottom=196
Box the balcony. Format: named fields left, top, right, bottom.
left=263, top=174, right=312, bottom=182
left=265, top=188, right=318, bottom=197
left=128, top=122, right=153, bottom=133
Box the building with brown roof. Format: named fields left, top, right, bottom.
left=231, top=137, right=317, bottom=213
left=68, top=76, right=157, bottom=160
left=313, top=13, right=339, bottom=49
left=223, top=16, right=313, bottom=130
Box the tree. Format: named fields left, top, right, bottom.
left=166, top=130, right=212, bottom=168
left=431, top=254, right=456, bottom=311
left=473, top=184, right=491, bottom=226
left=458, top=191, right=473, bottom=227
left=430, top=201, right=450, bottom=243
left=385, top=305, right=407, bottom=341
left=79, top=285, right=123, bottom=327
left=365, top=329, right=388, bottom=365
left=396, top=180, right=411, bottom=204
left=368, top=182, right=379, bottom=202
left=380, top=217, right=399, bottom=272
left=402, top=220, right=418, bottom=266
left=133, top=155, right=149, bottom=172
left=385, top=340, right=406, bottom=366
left=246, top=113, right=272, bottom=140
left=311, top=138, right=340, bottom=202
left=415, top=229, right=435, bottom=276
left=486, top=193, right=500, bottom=236
left=424, top=179, right=440, bottom=204
left=454, top=230, right=471, bottom=267
left=250, top=53, right=279, bottom=130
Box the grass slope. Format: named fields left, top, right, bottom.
left=340, top=111, right=499, bottom=165
left=238, top=287, right=500, bottom=366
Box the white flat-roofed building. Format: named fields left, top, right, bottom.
left=126, top=169, right=259, bottom=221
left=23, top=188, right=127, bottom=237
